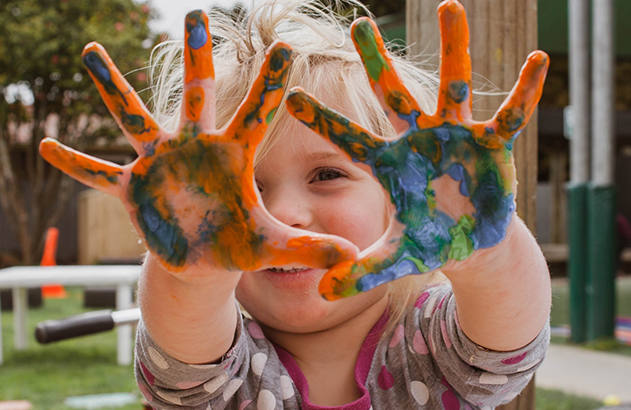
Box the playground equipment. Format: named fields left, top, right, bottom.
left=40, top=227, right=67, bottom=299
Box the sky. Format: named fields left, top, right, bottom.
left=148, top=0, right=242, bottom=39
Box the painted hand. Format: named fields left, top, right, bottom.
left=40, top=10, right=356, bottom=275
left=286, top=0, right=549, bottom=299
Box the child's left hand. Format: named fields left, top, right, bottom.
left=286, top=0, right=549, bottom=300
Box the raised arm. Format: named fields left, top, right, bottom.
left=40, top=10, right=358, bottom=363
left=286, top=0, right=550, bottom=350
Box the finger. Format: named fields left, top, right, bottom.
left=240, top=206, right=359, bottom=271
left=286, top=88, right=387, bottom=164
left=435, top=0, right=473, bottom=122
left=39, top=138, right=122, bottom=196
left=223, top=41, right=292, bottom=147
left=475, top=51, right=549, bottom=149
left=181, top=10, right=216, bottom=130
left=351, top=18, right=425, bottom=134
left=318, top=220, right=430, bottom=300
left=82, top=42, right=161, bottom=155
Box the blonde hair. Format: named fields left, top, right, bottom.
left=148, top=0, right=446, bottom=336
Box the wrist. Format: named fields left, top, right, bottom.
left=442, top=213, right=520, bottom=277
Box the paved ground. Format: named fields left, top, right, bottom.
left=536, top=343, right=631, bottom=404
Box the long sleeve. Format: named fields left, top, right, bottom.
left=367, top=283, right=549, bottom=409
left=135, top=311, right=302, bottom=410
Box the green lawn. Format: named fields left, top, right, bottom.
left=0, top=288, right=141, bottom=409
left=535, top=388, right=603, bottom=410
left=0, top=286, right=614, bottom=409
left=551, top=276, right=631, bottom=356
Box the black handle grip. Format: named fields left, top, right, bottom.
left=35, top=310, right=115, bottom=343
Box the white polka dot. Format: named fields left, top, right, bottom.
left=251, top=352, right=268, bottom=376
left=156, top=390, right=181, bottom=405
left=147, top=346, right=169, bottom=369
left=280, top=375, right=294, bottom=400
left=479, top=372, right=509, bottom=385
left=204, top=373, right=229, bottom=394
left=257, top=389, right=276, bottom=410
left=190, top=363, right=218, bottom=369
left=223, top=378, right=244, bottom=401
left=410, top=380, right=429, bottom=405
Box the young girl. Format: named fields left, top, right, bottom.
left=40, top=0, right=551, bottom=408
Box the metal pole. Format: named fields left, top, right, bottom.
left=587, top=0, right=616, bottom=340
left=567, top=0, right=590, bottom=343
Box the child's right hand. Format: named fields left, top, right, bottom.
left=40, top=11, right=357, bottom=279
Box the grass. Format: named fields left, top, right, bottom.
left=535, top=388, right=603, bottom=410
left=0, top=287, right=142, bottom=409
left=550, top=275, right=631, bottom=356
left=0, top=286, right=615, bottom=409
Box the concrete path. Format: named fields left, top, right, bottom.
left=536, top=343, right=631, bottom=403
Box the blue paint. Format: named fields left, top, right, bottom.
left=245, top=46, right=291, bottom=127
left=448, top=81, right=469, bottom=103
left=136, top=201, right=189, bottom=266
left=357, top=255, right=418, bottom=292
left=291, top=98, right=516, bottom=295
left=433, top=127, right=450, bottom=142
left=498, top=108, right=524, bottom=132
left=83, top=51, right=127, bottom=105
left=119, top=108, right=151, bottom=135
left=143, top=140, right=159, bottom=157
left=186, top=11, right=208, bottom=50
left=85, top=169, right=122, bottom=184
left=446, top=163, right=470, bottom=196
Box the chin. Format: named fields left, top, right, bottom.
left=240, top=292, right=337, bottom=333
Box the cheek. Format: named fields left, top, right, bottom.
left=320, top=195, right=388, bottom=250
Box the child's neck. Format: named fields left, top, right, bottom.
left=262, top=295, right=389, bottom=406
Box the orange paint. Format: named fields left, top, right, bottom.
left=81, top=42, right=159, bottom=147
left=185, top=86, right=205, bottom=122
left=318, top=260, right=357, bottom=301
left=287, top=0, right=549, bottom=298
left=184, top=11, right=215, bottom=83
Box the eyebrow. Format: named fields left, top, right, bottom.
left=304, top=151, right=345, bottom=161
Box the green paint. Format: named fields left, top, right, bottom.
left=405, top=255, right=430, bottom=272
left=425, top=181, right=436, bottom=211
left=447, top=215, right=474, bottom=260
left=266, top=107, right=277, bottom=124
left=120, top=108, right=151, bottom=136
left=353, top=20, right=389, bottom=82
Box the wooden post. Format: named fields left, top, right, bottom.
left=407, top=0, right=540, bottom=408
left=407, top=0, right=539, bottom=229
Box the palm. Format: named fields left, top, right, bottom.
left=286, top=0, right=548, bottom=299
left=40, top=10, right=356, bottom=274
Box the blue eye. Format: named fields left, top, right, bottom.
left=312, top=167, right=345, bottom=182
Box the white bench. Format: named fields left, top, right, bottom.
left=0, top=265, right=140, bottom=365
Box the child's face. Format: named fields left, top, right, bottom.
left=235, top=112, right=391, bottom=333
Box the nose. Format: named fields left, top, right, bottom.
left=263, top=187, right=314, bottom=230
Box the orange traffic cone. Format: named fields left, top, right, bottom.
left=41, top=227, right=66, bottom=299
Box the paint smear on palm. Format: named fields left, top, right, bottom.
left=288, top=0, right=548, bottom=300
left=40, top=12, right=358, bottom=274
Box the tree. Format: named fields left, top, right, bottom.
left=0, top=0, right=156, bottom=265
left=360, top=0, right=405, bottom=17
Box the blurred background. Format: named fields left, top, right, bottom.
left=0, top=0, right=630, bottom=409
